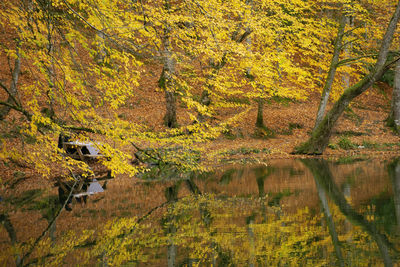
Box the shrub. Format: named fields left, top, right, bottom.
left=337, top=137, right=357, bottom=150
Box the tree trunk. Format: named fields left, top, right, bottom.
left=387, top=43, right=400, bottom=133
left=255, top=98, right=265, bottom=128
left=313, top=15, right=346, bottom=130
left=159, top=25, right=178, bottom=128
left=295, top=3, right=400, bottom=154
left=342, top=16, right=353, bottom=89
left=0, top=46, right=21, bottom=120
left=96, top=31, right=107, bottom=64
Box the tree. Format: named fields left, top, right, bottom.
left=387, top=46, right=400, bottom=133
left=0, top=0, right=142, bottom=177
left=313, top=15, right=347, bottom=130
left=294, top=1, right=400, bottom=154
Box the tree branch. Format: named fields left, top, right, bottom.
left=20, top=173, right=80, bottom=267
left=336, top=53, right=378, bottom=67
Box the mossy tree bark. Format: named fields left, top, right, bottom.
left=295, top=3, right=400, bottom=154
left=159, top=22, right=178, bottom=128
left=255, top=98, right=265, bottom=128
left=387, top=43, right=400, bottom=133
left=0, top=45, right=21, bottom=120
left=314, top=15, right=346, bottom=131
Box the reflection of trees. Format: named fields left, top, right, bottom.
left=305, top=160, right=345, bottom=267
left=388, top=158, right=400, bottom=234
left=315, top=168, right=344, bottom=266
left=3, top=161, right=400, bottom=266
left=253, top=166, right=274, bottom=223
left=302, top=159, right=396, bottom=267
left=163, top=182, right=181, bottom=267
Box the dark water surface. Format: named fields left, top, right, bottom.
left=1, top=157, right=400, bottom=266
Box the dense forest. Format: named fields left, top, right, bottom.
left=2, top=1, right=400, bottom=266
left=0, top=0, right=400, bottom=176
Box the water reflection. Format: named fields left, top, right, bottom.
left=57, top=177, right=108, bottom=211
left=303, top=159, right=397, bottom=267
left=1, top=158, right=400, bottom=266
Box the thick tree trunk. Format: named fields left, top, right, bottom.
left=302, top=159, right=394, bottom=267
left=159, top=26, right=178, bottom=128
left=387, top=47, right=400, bottom=133
left=314, top=16, right=346, bottom=130
left=0, top=47, right=21, bottom=120
left=255, top=98, right=265, bottom=128
left=295, top=3, right=400, bottom=154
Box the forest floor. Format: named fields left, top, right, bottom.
left=124, top=78, right=400, bottom=166
left=1, top=77, right=400, bottom=186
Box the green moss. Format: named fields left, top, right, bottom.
left=222, top=147, right=270, bottom=156
left=335, top=156, right=368, bottom=165
left=337, top=137, right=357, bottom=150
left=328, top=143, right=337, bottom=149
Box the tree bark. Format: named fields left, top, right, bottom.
left=387, top=43, right=400, bottom=133
left=159, top=22, right=178, bottom=128
left=314, top=16, right=346, bottom=130
left=0, top=46, right=21, bottom=120
left=295, top=3, right=400, bottom=154
left=255, top=97, right=265, bottom=128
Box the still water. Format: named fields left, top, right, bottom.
left=1, top=157, right=400, bottom=266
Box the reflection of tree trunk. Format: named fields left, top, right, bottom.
left=247, top=218, right=255, bottom=267
left=314, top=173, right=344, bottom=267
left=388, top=158, right=400, bottom=234
left=20, top=175, right=80, bottom=267
left=343, top=182, right=353, bottom=265
left=295, top=4, right=400, bottom=154
left=254, top=166, right=273, bottom=223
left=164, top=183, right=180, bottom=267
left=302, top=159, right=394, bottom=267
left=185, top=177, right=235, bottom=265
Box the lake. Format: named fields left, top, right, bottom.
left=1, top=157, right=399, bottom=266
